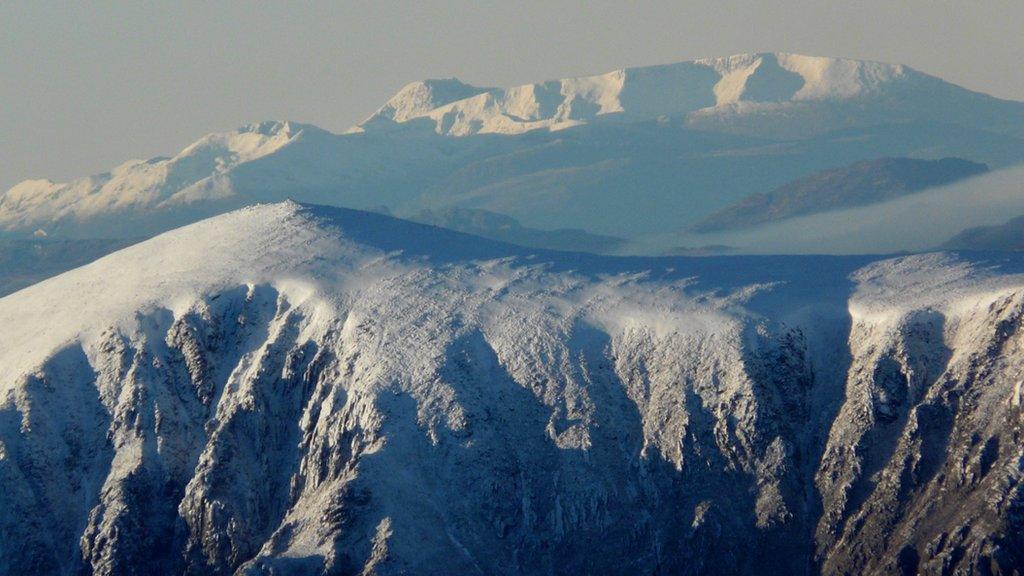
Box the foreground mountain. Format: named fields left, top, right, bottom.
left=693, top=157, right=988, bottom=232
left=2, top=202, right=1023, bottom=575
left=3, top=53, right=1023, bottom=246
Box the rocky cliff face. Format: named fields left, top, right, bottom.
left=1, top=203, right=1022, bottom=575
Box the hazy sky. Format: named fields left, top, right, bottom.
left=3, top=1, right=1023, bottom=190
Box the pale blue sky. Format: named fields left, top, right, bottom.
left=3, top=1, right=1023, bottom=190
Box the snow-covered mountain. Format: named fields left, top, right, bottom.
left=3, top=53, right=1023, bottom=244
left=0, top=121, right=328, bottom=236
left=357, top=52, right=1024, bottom=138
left=2, top=202, right=1022, bottom=574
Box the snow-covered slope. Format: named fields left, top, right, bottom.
left=0, top=121, right=326, bottom=236
left=2, top=202, right=1023, bottom=575
left=4, top=121, right=311, bottom=216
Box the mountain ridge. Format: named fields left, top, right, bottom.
left=3, top=52, right=1024, bottom=248
left=356, top=52, right=1024, bottom=137
left=2, top=202, right=1024, bottom=574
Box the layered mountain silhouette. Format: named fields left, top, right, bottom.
left=692, top=157, right=989, bottom=232
left=3, top=53, right=1023, bottom=249
left=943, top=213, right=1024, bottom=251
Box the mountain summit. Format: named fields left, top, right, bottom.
left=356, top=52, right=1023, bottom=137
left=2, top=202, right=1024, bottom=574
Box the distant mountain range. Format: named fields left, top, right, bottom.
left=356, top=53, right=1024, bottom=139
left=3, top=52, right=1024, bottom=253
left=692, top=157, right=989, bottom=232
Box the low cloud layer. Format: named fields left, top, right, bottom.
left=675, top=165, right=1024, bottom=255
